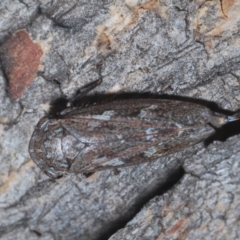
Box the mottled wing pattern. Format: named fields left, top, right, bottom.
left=29, top=99, right=216, bottom=177
left=58, top=99, right=214, bottom=173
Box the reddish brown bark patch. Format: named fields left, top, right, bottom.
left=0, top=30, right=43, bottom=99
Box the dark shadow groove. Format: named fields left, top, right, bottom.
left=204, top=119, right=240, bottom=146
left=95, top=166, right=185, bottom=240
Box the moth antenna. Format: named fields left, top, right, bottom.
left=67, top=64, right=103, bottom=107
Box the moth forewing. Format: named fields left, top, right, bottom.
left=29, top=97, right=229, bottom=178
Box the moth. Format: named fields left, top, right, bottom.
left=29, top=67, right=239, bottom=178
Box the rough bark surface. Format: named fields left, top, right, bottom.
left=1, top=1, right=240, bottom=240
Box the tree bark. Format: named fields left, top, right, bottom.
left=1, top=0, right=240, bottom=239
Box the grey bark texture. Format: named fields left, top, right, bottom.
left=1, top=0, right=240, bottom=239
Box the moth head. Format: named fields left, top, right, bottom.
left=28, top=117, right=67, bottom=179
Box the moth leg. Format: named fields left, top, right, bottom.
left=67, top=64, right=103, bottom=107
